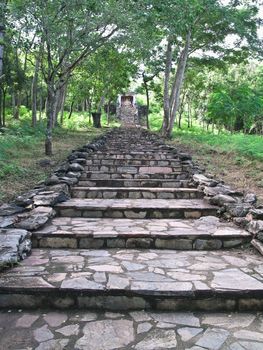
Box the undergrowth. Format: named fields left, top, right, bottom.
left=149, top=112, right=263, bottom=161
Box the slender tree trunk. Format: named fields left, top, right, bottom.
left=97, top=95, right=105, bottom=113
left=0, top=23, right=4, bottom=80
left=31, top=55, right=40, bottom=127
left=106, top=100, right=111, bottom=125
left=143, top=74, right=150, bottom=130
left=60, top=85, right=67, bottom=125
left=166, top=31, right=191, bottom=137
left=13, top=92, right=21, bottom=119
left=0, top=88, right=2, bottom=127
left=187, top=101, right=191, bottom=128
left=162, top=37, right=173, bottom=133
left=68, top=100, right=74, bottom=119
left=45, top=81, right=55, bottom=156
left=2, top=88, right=6, bottom=127
left=52, top=89, right=60, bottom=127
left=177, top=90, right=187, bottom=128
left=84, top=99, right=88, bottom=112
left=39, top=89, right=43, bottom=120
left=87, top=98, right=92, bottom=124
left=0, top=88, right=3, bottom=128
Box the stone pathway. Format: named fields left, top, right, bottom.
left=1, top=310, right=263, bottom=350
left=1, top=248, right=263, bottom=311
left=0, top=127, right=262, bottom=349
left=32, top=216, right=250, bottom=250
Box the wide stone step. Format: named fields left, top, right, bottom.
left=32, top=217, right=251, bottom=250
left=1, top=248, right=263, bottom=311
left=98, top=146, right=175, bottom=152
left=86, top=158, right=182, bottom=166
left=77, top=179, right=194, bottom=188
left=90, top=152, right=178, bottom=160
left=71, top=187, right=203, bottom=199
left=2, top=309, right=263, bottom=350
left=81, top=171, right=189, bottom=180
left=55, top=199, right=218, bottom=219
left=83, top=165, right=183, bottom=173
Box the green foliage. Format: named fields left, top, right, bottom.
left=173, top=129, right=263, bottom=161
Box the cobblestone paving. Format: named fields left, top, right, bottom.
left=35, top=216, right=249, bottom=239
left=1, top=248, right=263, bottom=294
left=0, top=310, right=263, bottom=349
left=56, top=198, right=218, bottom=210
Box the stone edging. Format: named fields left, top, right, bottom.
left=0, top=132, right=111, bottom=270
left=1, top=128, right=262, bottom=270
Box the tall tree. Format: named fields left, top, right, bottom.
left=143, top=0, right=260, bottom=137
left=10, top=0, right=129, bottom=155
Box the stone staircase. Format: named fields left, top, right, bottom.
left=0, top=128, right=262, bottom=312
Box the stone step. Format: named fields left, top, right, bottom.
left=32, top=217, right=251, bottom=250
left=1, top=248, right=262, bottom=311
left=71, top=187, right=203, bottom=199
left=98, top=146, right=175, bottom=151
left=86, top=158, right=182, bottom=166
left=55, top=199, right=218, bottom=219
left=83, top=165, right=184, bottom=173
left=2, top=309, right=263, bottom=350
left=81, top=171, right=189, bottom=180
left=77, top=179, right=194, bottom=188
left=90, top=152, right=178, bottom=160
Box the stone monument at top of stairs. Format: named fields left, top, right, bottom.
left=117, top=92, right=139, bottom=126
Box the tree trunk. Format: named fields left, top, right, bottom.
left=0, top=88, right=2, bottom=127
left=87, top=98, right=92, bottom=124
left=106, top=100, right=111, bottom=125
left=187, top=101, right=191, bottom=128
left=39, top=89, right=43, bottom=120
left=0, top=24, right=4, bottom=80
left=178, top=105, right=184, bottom=129
left=166, top=31, right=191, bottom=137
left=52, top=89, right=60, bottom=127
left=12, top=92, right=21, bottom=119
left=97, top=95, right=105, bottom=113
left=31, top=55, right=40, bottom=127
left=45, top=82, right=55, bottom=156
left=68, top=100, right=74, bottom=119
left=60, top=85, right=67, bottom=125
left=162, top=37, right=173, bottom=133
left=143, top=75, right=150, bottom=130
left=2, top=88, right=6, bottom=127
left=177, top=90, right=187, bottom=128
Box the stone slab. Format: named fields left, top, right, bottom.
left=33, top=217, right=251, bottom=250
left=71, top=187, right=203, bottom=200
left=0, top=309, right=262, bottom=350
left=1, top=248, right=263, bottom=310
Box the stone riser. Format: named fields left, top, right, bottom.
left=0, top=292, right=261, bottom=312
left=77, top=180, right=194, bottom=188
left=82, top=172, right=190, bottom=180
left=85, top=159, right=182, bottom=166
left=32, top=235, right=249, bottom=250
left=71, top=189, right=203, bottom=200
left=83, top=165, right=183, bottom=173
left=56, top=208, right=218, bottom=219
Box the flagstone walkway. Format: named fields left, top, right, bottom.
left=0, top=127, right=262, bottom=349
left=1, top=310, right=263, bottom=350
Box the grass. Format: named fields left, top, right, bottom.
left=149, top=112, right=263, bottom=161
left=148, top=112, right=263, bottom=203
left=1, top=108, right=262, bottom=203
left=0, top=111, right=113, bottom=203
